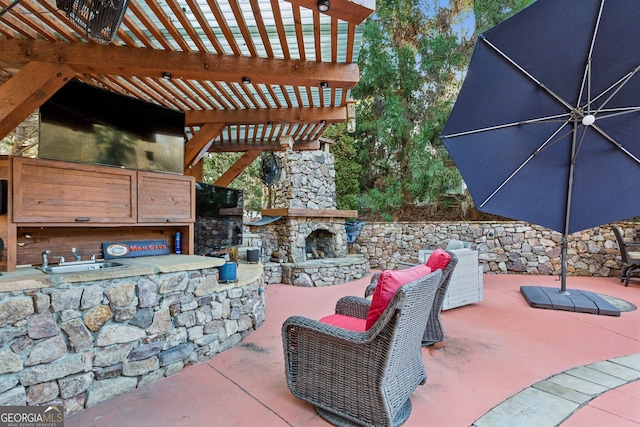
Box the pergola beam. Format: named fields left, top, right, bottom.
left=285, top=0, right=375, bottom=25
left=0, top=61, right=75, bottom=139
left=0, top=40, right=360, bottom=89
left=208, top=140, right=320, bottom=152
left=213, top=150, right=263, bottom=187
left=184, top=123, right=225, bottom=169
left=185, top=106, right=346, bottom=126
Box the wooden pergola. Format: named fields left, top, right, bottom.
left=0, top=0, right=375, bottom=182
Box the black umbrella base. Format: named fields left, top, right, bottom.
left=520, top=286, right=620, bottom=317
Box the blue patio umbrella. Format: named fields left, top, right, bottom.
left=440, top=0, right=640, bottom=312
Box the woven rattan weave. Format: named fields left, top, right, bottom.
left=282, top=269, right=442, bottom=427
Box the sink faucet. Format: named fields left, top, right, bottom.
left=52, top=255, right=65, bottom=265
left=72, top=247, right=81, bottom=261
left=42, top=250, right=51, bottom=268
left=43, top=249, right=65, bottom=266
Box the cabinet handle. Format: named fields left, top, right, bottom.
left=75, top=217, right=91, bottom=222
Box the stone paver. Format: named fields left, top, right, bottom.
left=472, top=355, right=640, bottom=427
left=613, top=353, right=640, bottom=371
left=472, top=387, right=579, bottom=427
left=588, top=360, right=640, bottom=381
left=532, top=380, right=591, bottom=404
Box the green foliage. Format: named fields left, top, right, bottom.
left=474, top=0, right=534, bottom=34
left=323, top=123, right=361, bottom=211
left=336, top=0, right=534, bottom=217
left=349, top=0, right=471, bottom=215
left=359, top=174, right=404, bottom=217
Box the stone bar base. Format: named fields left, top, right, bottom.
left=0, top=263, right=265, bottom=416
left=264, top=255, right=370, bottom=286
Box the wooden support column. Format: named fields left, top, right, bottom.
left=184, top=160, right=204, bottom=182
left=183, top=122, right=225, bottom=169
left=214, top=150, right=262, bottom=187
left=0, top=61, right=75, bottom=139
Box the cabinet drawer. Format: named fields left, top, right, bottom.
left=12, top=157, right=137, bottom=223
left=137, top=172, right=195, bottom=223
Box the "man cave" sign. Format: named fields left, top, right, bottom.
left=102, top=239, right=170, bottom=259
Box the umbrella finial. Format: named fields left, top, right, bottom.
left=582, top=114, right=596, bottom=126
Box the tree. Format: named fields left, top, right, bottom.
left=0, top=112, right=39, bottom=157
left=474, top=0, right=534, bottom=35
left=351, top=0, right=473, bottom=217
left=322, top=123, right=361, bottom=211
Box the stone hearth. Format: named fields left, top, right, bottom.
left=264, top=255, right=369, bottom=286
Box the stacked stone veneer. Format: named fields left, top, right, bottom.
left=266, top=150, right=344, bottom=263
left=271, top=151, right=337, bottom=209
left=257, top=217, right=348, bottom=263
left=249, top=218, right=369, bottom=286
left=351, top=221, right=637, bottom=277
left=0, top=268, right=265, bottom=415
left=263, top=256, right=369, bottom=286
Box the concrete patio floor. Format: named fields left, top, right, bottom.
left=67, top=272, right=640, bottom=427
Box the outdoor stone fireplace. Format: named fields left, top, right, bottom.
left=306, top=228, right=337, bottom=259
left=265, top=215, right=348, bottom=264
left=248, top=144, right=369, bottom=286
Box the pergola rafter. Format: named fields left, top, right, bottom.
left=0, top=0, right=375, bottom=177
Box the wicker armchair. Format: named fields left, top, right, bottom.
left=365, top=250, right=458, bottom=346
left=611, top=225, right=640, bottom=287
left=282, top=269, right=442, bottom=427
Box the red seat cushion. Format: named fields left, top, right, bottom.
left=426, top=248, right=451, bottom=271
left=319, top=314, right=366, bottom=332
left=365, top=264, right=432, bottom=329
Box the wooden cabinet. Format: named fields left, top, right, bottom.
left=12, top=157, right=137, bottom=224
left=6, top=157, right=196, bottom=270
left=137, top=172, right=195, bottom=223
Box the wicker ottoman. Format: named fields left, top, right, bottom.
left=419, top=248, right=483, bottom=310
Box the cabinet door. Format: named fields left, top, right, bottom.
left=12, top=157, right=137, bottom=224
left=137, top=172, right=195, bottom=223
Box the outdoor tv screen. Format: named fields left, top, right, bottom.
left=39, top=80, right=185, bottom=174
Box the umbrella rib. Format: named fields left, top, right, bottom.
left=479, top=122, right=568, bottom=208
left=573, top=124, right=589, bottom=160
left=442, top=113, right=569, bottom=139
left=481, top=36, right=574, bottom=111
left=596, top=106, right=640, bottom=121
left=591, top=124, right=640, bottom=165
left=536, top=124, right=581, bottom=154
left=578, top=0, right=605, bottom=111
left=590, top=66, right=640, bottom=116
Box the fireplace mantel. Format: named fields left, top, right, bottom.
left=261, top=208, right=357, bottom=218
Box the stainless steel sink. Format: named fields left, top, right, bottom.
left=39, top=260, right=127, bottom=274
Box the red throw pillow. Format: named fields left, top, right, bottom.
left=319, top=314, right=366, bottom=332
left=365, top=264, right=432, bottom=329
left=426, top=248, right=451, bottom=271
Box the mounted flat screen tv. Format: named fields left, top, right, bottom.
left=195, top=182, right=243, bottom=254
left=39, top=80, right=185, bottom=174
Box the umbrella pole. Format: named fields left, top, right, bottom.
left=560, top=120, right=580, bottom=295
left=560, top=235, right=568, bottom=294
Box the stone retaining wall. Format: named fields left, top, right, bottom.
left=352, top=221, right=639, bottom=277
left=0, top=267, right=265, bottom=416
